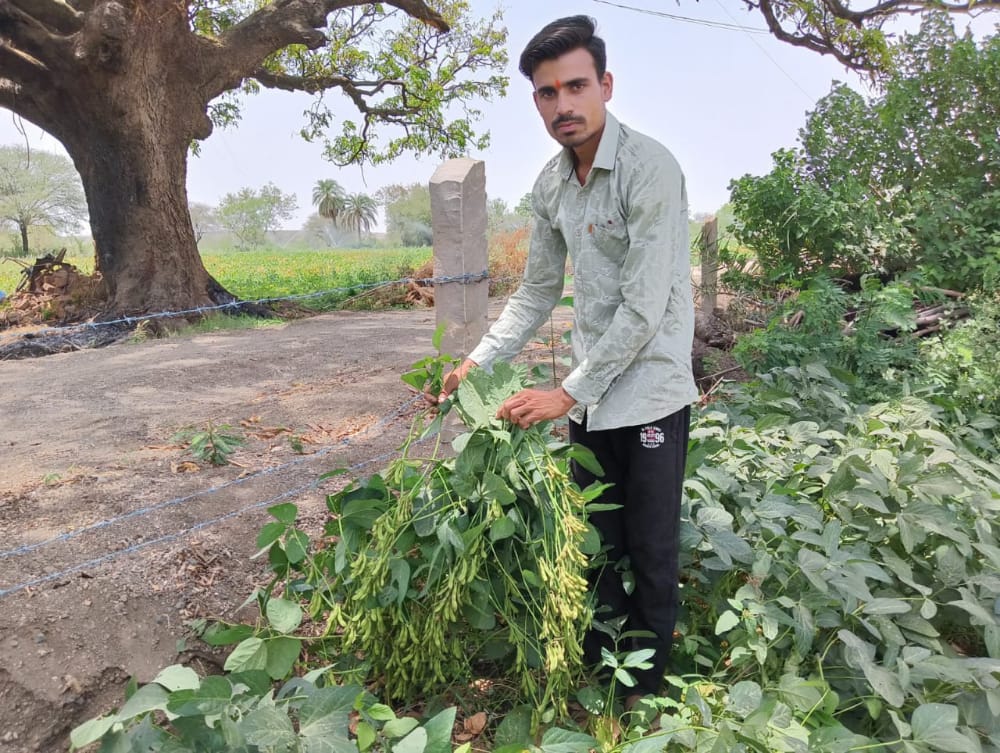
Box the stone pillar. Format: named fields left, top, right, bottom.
left=700, top=216, right=719, bottom=317
left=429, top=158, right=489, bottom=359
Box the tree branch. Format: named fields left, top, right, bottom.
left=0, top=40, right=53, bottom=88
left=746, top=0, right=1000, bottom=68
left=253, top=68, right=413, bottom=117
left=202, top=0, right=448, bottom=100
left=7, top=0, right=83, bottom=33
left=0, top=2, right=76, bottom=72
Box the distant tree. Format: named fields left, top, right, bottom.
left=216, top=184, right=298, bottom=249
left=303, top=212, right=351, bottom=248
left=0, top=146, right=87, bottom=256
left=188, top=202, right=220, bottom=244
left=514, top=192, right=533, bottom=218
left=340, top=193, right=379, bottom=243
left=487, top=197, right=510, bottom=234
left=379, top=183, right=432, bottom=246
left=312, top=179, right=347, bottom=225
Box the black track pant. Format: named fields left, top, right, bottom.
left=569, top=405, right=691, bottom=696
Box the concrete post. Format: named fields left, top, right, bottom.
left=428, top=158, right=489, bottom=359
left=700, top=216, right=719, bottom=317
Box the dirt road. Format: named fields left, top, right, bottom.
left=0, top=304, right=570, bottom=751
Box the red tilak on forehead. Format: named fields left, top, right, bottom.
left=554, top=79, right=562, bottom=90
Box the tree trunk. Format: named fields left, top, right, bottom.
left=18, top=220, right=28, bottom=257
left=62, top=125, right=219, bottom=314
left=19, top=1, right=237, bottom=317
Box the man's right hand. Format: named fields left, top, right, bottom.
left=431, top=358, right=478, bottom=405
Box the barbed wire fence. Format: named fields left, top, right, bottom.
left=0, top=271, right=493, bottom=346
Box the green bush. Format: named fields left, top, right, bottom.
left=728, top=15, right=1000, bottom=292
left=672, top=363, right=1000, bottom=751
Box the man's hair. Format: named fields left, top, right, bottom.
left=518, top=15, right=606, bottom=82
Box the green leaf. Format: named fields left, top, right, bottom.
left=394, top=727, right=429, bottom=753
left=862, top=598, right=911, bottom=616
left=167, top=675, right=234, bottom=717
left=457, top=376, right=492, bottom=428
left=863, top=664, right=905, bottom=708
left=489, top=516, right=516, bottom=542
left=565, top=444, right=605, bottom=477
left=152, top=665, right=200, bottom=692
left=69, top=715, right=118, bottom=750
left=495, top=705, right=533, bottom=748
left=239, top=706, right=297, bottom=749
left=201, top=622, right=255, bottom=646
left=715, top=610, right=741, bottom=635
left=911, top=703, right=975, bottom=752
left=265, top=636, right=302, bottom=679
left=269, top=502, right=298, bottom=525
left=576, top=686, right=605, bottom=714
left=423, top=707, right=457, bottom=753
left=299, top=685, right=359, bottom=752
left=285, top=528, right=309, bottom=564
left=115, top=683, right=169, bottom=721
left=266, top=597, right=303, bottom=634
left=356, top=721, right=377, bottom=752
left=368, top=703, right=397, bottom=722
left=256, top=521, right=286, bottom=549
left=383, top=717, right=421, bottom=738
left=727, top=681, right=762, bottom=719
left=224, top=637, right=268, bottom=673
left=539, top=727, right=600, bottom=753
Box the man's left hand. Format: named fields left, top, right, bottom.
left=497, top=387, right=576, bottom=429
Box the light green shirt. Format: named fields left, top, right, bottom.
left=469, top=113, right=698, bottom=431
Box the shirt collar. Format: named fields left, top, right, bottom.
left=559, top=111, right=621, bottom=182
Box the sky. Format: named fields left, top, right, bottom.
left=0, top=0, right=959, bottom=229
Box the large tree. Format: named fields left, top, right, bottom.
left=0, top=145, right=87, bottom=256
left=0, top=1, right=506, bottom=314
left=736, top=0, right=1000, bottom=69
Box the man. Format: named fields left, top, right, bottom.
left=438, top=15, right=697, bottom=701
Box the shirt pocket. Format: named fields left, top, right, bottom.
left=588, top=215, right=628, bottom=261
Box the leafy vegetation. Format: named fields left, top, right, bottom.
left=727, top=15, right=1000, bottom=292
left=173, top=422, right=246, bottom=467
left=216, top=184, right=300, bottom=251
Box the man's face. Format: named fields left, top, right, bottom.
left=532, top=47, right=613, bottom=151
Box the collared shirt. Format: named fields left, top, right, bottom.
left=469, top=112, right=698, bottom=431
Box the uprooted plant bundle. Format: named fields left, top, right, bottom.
left=258, top=361, right=608, bottom=714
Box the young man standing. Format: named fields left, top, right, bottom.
left=439, top=15, right=697, bottom=701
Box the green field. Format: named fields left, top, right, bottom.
left=0, top=247, right=432, bottom=309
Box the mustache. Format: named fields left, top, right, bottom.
left=552, top=115, right=584, bottom=128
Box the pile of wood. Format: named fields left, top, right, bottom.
left=0, top=250, right=106, bottom=329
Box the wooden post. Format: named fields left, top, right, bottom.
left=428, top=158, right=489, bottom=360
left=700, top=217, right=719, bottom=317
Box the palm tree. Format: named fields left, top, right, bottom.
left=311, top=179, right=346, bottom=225
left=340, top=193, right=379, bottom=243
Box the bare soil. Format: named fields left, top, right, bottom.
left=0, top=303, right=572, bottom=752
